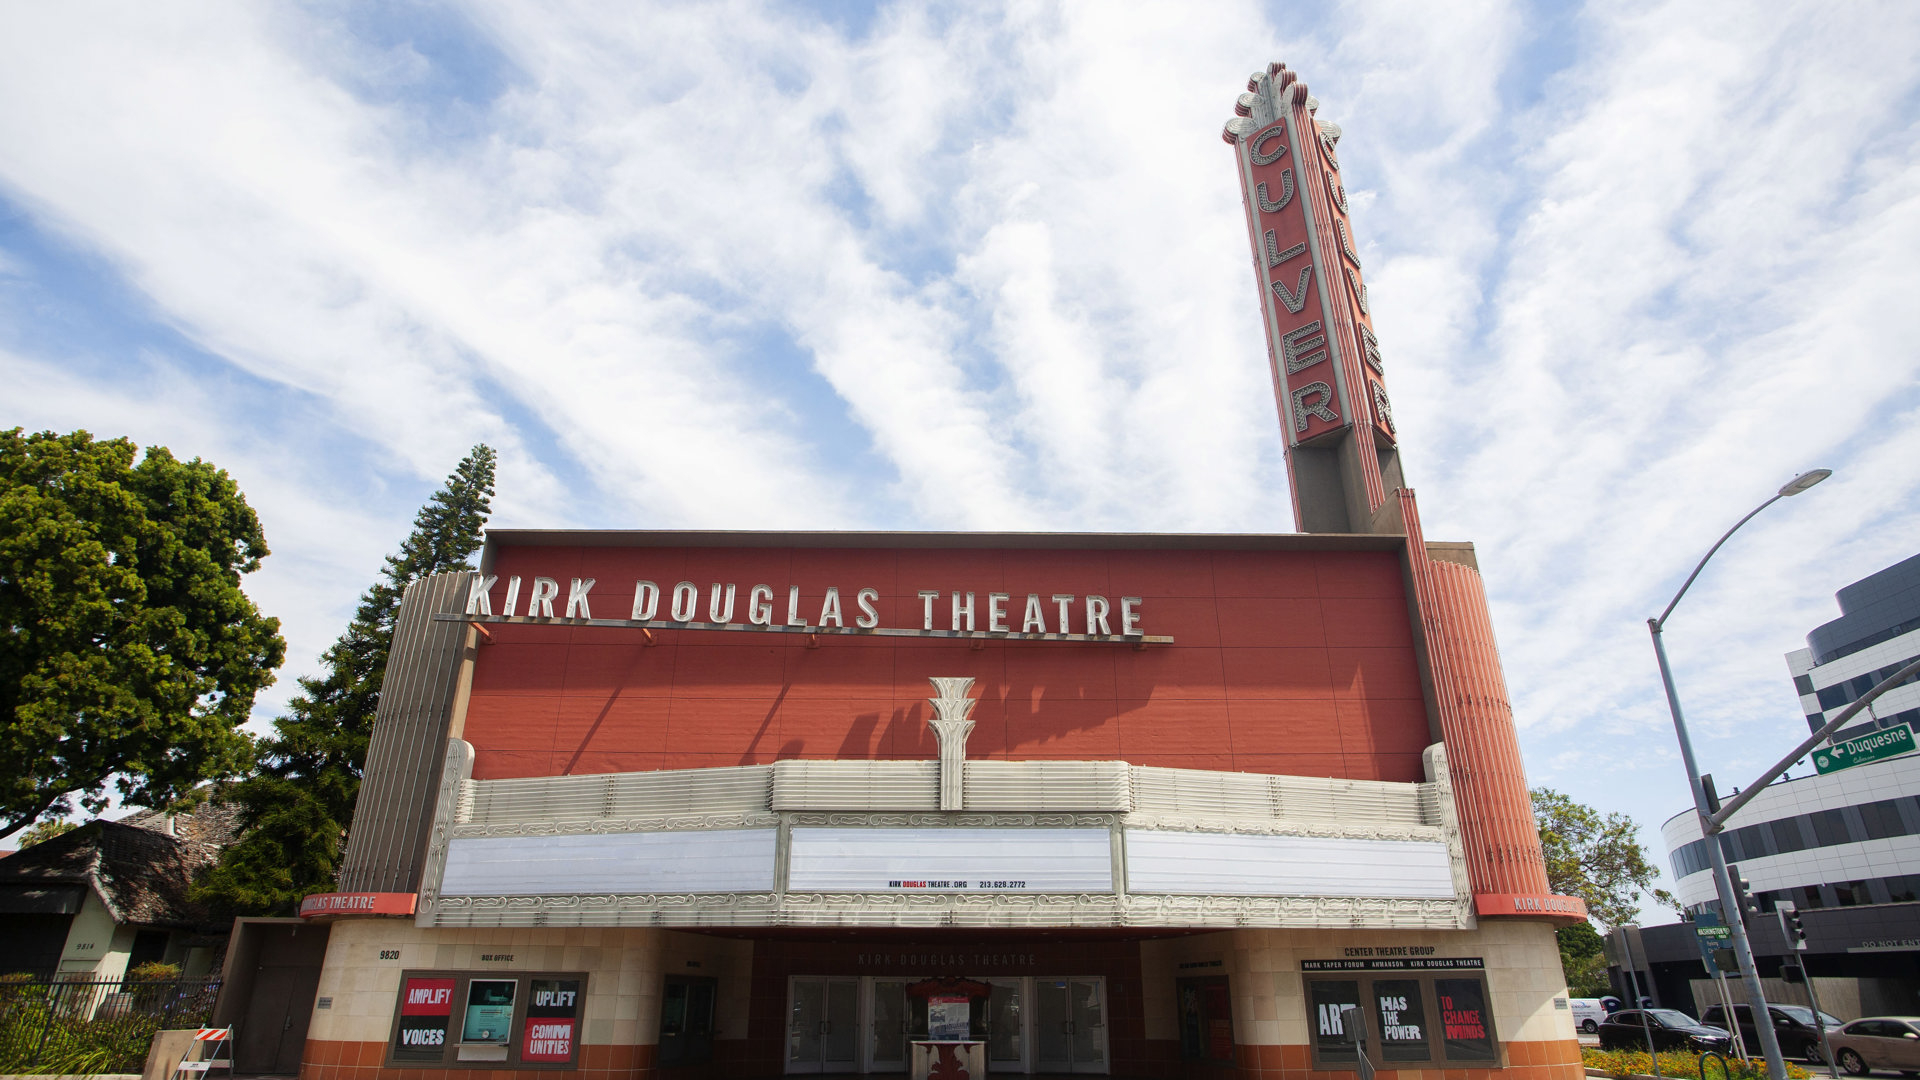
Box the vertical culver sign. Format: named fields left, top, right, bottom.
left=1225, top=64, right=1396, bottom=492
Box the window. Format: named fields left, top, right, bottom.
left=1809, top=809, right=1855, bottom=847
left=1435, top=978, right=1497, bottom=1061
left=386, top=971, right=585, bottom=1069
left=1305, top=970, right=1497, bottom=1069
left=1309, top=980, right=1363, bottom=1066
left=1817, top=684, right=1851, bottom=710
left=1769, top=818, right=1810, bottom=854
left=1372, top=980, right=1430, bottom=1063
left=1794, top=675, right=1815, bottom=696
left=1179, top=977, right=1234, bottom=1063
left=1733, top=825, right=1773, bottom=860
left=1859, top=799, right=1910, bottom=840
left=1834, top=881, right=1868, bottom=906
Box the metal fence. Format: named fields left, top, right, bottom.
left=0, top=976, right=221, bottom=1073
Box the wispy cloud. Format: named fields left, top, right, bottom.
left=3, top=0, right=1918, bottom=910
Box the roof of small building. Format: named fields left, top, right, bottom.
left=0, top=802, right=239, bottom=929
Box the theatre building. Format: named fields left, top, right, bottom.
left=289, top=63, right=1586, bottom=1080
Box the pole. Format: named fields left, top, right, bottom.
left=1801, top=961, right=1836, bottom=1078
left=1715, top=970, right=1747, bottom=1061
left=1620, top=929, right=1663, bottom=1077
left=1779, top=904, right=1839, bottom=1078
left=1651, top=624, right=1789, bottom=1080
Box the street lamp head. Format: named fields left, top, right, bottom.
left=1778, top=469, right=1833, bottom=497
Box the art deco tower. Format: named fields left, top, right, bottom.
left=1224, top=64, right=1572, bottom=915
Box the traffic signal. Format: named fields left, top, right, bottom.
left=1728, top=864, right=1761, bottom=919
left=1781, top=906, right=1808, bottom=951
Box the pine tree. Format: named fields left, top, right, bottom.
left=195, top=446, right=496, bottom=914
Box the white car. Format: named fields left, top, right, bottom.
left=1571, top=998, right=1609, bottom=1034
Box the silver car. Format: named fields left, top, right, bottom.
left=1829, top=1016, right=1920, bottom=1076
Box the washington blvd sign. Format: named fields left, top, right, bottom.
left=1813, top=723, right=1916, bottom=775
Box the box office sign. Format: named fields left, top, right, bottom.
left=387, top=972, right=586, bottom=1069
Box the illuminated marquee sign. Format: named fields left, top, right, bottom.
left=1225, top=64, right=1395, bottom=449
left=453, top=575, right=1168, bottom=643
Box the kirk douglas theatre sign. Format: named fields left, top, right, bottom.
left=450, top=574, right=1170, bottom=644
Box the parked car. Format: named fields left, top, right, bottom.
left=1598, top=1009, right=1733, bottom=1054
left=1571, top=998, right=1609, bottom=1034
left=1700, top=1003, right=1844, bottom=1064
left=1828, top=1016, right=1920, bottom=1076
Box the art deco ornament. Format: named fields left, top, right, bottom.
left=926, top=677, right=978, bottom=811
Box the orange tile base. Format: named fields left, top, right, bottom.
left=300, top=1040, right=653, bottom=1080
left=1229, top=1039, right=1584, bottom=1080
left=304, top=1037, right=1579, bottom=1078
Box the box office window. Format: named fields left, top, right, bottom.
left=1305, top=972, right=1497, bottom=1069
left=386, top=972, right=585, bottom=1069
left=1178, top=977, right=1234, bottom=1063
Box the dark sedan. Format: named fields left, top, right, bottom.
left=1599, top=1009, right=1734, bottom=1054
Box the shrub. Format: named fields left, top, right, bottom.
left=126, top=962, right=182, bottom=982
left=1582, top=1047, right=1812, bottom=1080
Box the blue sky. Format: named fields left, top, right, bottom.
left=4, top=1, right=1920, bottom=919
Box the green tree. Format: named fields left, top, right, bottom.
left=1533, top=786, right=1677, bottom=928
left=15, top=819, right=78, bottom=848
left=196, top=446, right=496, bottom=914
left=1556, top=921, right=1611, bottom=997
left=0, top=429, right=284, bottom=838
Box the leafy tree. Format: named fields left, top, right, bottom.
left=1534, top=787, right=1683, bottom=995
left=15, top=819, right=78, bottom=848
left=0, top=429, right=284, bottom=838
left=1533, top=786, right=1677, bottom=929
left=1556, top=921, right=1611, bottom=997
left=196, top=446, right=496, bottom=914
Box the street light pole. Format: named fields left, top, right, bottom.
left=1647, top=468, right=1831, bottom=1080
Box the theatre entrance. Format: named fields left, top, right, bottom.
left=1035, top=978, right=1108, bottom=1073
left=784, top=975, right=1106, bottom=1075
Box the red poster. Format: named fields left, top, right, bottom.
left=393, top=978, right=456, bottom=1061
left=400, top=978, right=455, bottom=1016
left=520, top=1017, right=575, bottom=1062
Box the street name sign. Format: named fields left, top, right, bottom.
left=1694, top=915, right=1730, bottom=964
left=1812, top=723, right=1916, bottom=775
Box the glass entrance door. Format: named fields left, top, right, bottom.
left=787, top=977, right=857, bottom=1074
left=985, top=978, right=1027, bottom=1072
left=867, top=979, right=923, bottom=1073
left=1034, top=978, right=1108, bottom=1073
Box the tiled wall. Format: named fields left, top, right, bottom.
left=462, top=546, right=1432, bottom=783
left=303, top=914, right=1574, bottom=1079
left=1141, top=921, right=1577, bottom=1068
left=302, top=920, right=747, bottom=1080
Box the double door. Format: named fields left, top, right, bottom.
left=788, top=977, right=858, bottom=1073
left=1035, top=978, right=1108, bottom=1073
left=786, top=974, right=1106, bottom=1074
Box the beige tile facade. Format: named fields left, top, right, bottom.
left=1140, top=919, right=1577, bottom=1053
left=308, top=919, right=752, bottom=1049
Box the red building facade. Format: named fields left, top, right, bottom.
left=289, top=62, right=1584, bottom=1080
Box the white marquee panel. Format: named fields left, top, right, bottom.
left=787, top=827, right=1113, bottom=893
left=440, top=829, right=777, bottom=896
left=1124, top=830, right=1455, bottom=898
